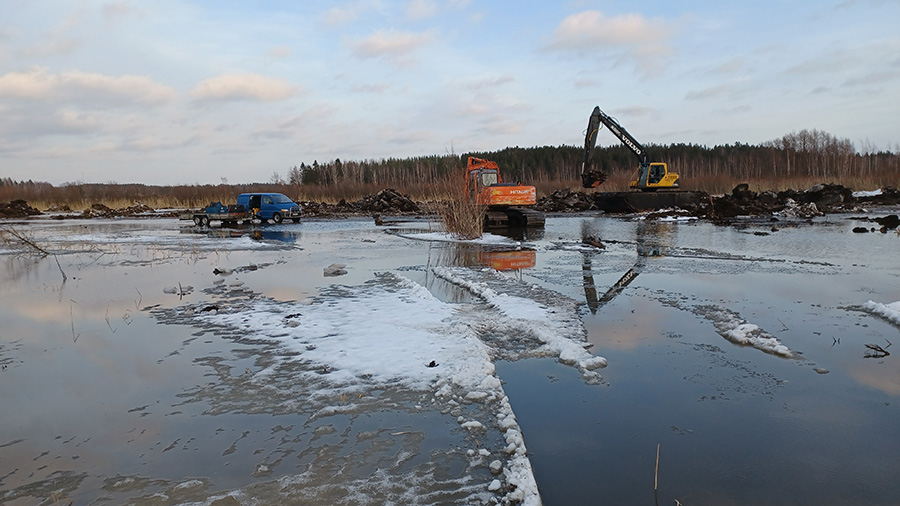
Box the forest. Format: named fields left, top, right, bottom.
left=2, top=129, right=898, bottom=209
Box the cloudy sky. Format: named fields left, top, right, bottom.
left=1, top=0, right=898, bottom=185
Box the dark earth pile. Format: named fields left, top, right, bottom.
left=78, top=203, right=157, bottom=218
left=0, top=200, right=42, bottom=218
left=300, top=188, right=421, bottom=217
left=536, top=183, right=900, bottom=220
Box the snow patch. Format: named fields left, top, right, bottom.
left=852, top=189, right=884, bottom=198
left=862, top=300, right=900, bottom=325
left=705, top=308, right=795, bottom=357
left=434, top=266, right=607, bottom=382
left=186, top=271, right=542, bottom=505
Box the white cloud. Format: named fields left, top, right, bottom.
left=323, top=3, right=365, bottom=25
left=406, top=0, right=438, bottom=21
left=459, top=74, right=515, bottom=90
left=546, top=10, right=674, bottom=73
left=351, top=29, right=436, bottom=67
left=266, top=45, right=292, bottom=60
left=0, top=66, right=177, bottom=104
left=190, top=73, right=298, bottom=102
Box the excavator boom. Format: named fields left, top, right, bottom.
left=581, top=105, right=679, bottom=191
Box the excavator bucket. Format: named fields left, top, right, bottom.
left=581, top=170, right=608, bottom=188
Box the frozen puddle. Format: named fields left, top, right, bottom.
left=149, top=268, right=605, bottom=505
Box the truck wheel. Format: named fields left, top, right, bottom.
left=199, top=216, right=210, bottom=227
left=193, top=216, right=202, bottom=226
left=272, top=213, right=283, bottom=224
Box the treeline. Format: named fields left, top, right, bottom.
left=287, top=129, right=898, bottom=189
left=2, top=129, right=898, bottom=208
left=0, top=181, right=290, bottom=209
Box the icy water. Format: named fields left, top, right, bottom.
left=1, top=213, right=899, bottom=505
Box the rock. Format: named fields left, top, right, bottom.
left=775, top=199, right=822, bottom=218
left=731, top=183, right=757, bottom=201
left=324, top=263, right=347, bottom=277
left=800, top=183, right=854, bottom=211
left=874, top=214, right=899, bottom=230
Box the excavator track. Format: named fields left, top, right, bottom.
left=484, top=206, right=546, bottom=229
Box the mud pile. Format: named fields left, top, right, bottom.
left=535, top=189, right=595, bottom=212
left=535, top=183, right=900, bottom=219
left=79, top=203, right=156, bottom=218
left=301, top=188, right=421, bottom=217
left=0, top=200, right=43, bottom=218
left=705, top=183, right=898, bottom=219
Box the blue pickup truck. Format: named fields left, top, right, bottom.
left=184, top=192, right=302, bottom=226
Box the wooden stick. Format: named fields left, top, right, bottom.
left=655, top=443, right=660, bottom=491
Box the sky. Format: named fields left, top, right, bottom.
left=1, top=0, right=898, bottom=186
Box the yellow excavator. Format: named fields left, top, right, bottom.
left=581, top=105, right=680, bottom=191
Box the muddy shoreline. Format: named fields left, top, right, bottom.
left=0, top=183, right=900, bottom=220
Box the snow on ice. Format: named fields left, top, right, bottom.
left=863, top=300, right=900, bottom=325
left=177, top=268, right=604, bottom=505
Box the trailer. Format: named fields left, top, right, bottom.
left=181, top=202, right=252, bottom=227
left=181, top=193, right=303, bottom=227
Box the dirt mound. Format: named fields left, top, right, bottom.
left=354, top=188, right=420, bottom=213
left=0, top=200, right=43, bottom=218
left=535, top=182, right=899, bottom=220
left=706, top=183, right=862, bottom=219
left=301, top=189, right=420, bottom=217
left=536, top=189, right=595, bottom=212
left=80, top=203, right=156, bottom=218
left=855, top=187, right=900, bottom=206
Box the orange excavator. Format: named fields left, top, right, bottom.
left=465, top=156, right=545, bottom=228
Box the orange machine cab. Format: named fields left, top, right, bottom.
left=465, top=157, right=536, bottom=206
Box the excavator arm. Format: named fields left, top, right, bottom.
left=581, top=106, right=609, bottom=188
left=581, top=105, right=657, bottom=189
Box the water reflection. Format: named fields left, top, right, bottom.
left=488, top=225, right=545, bottom=242
left=438, top=243, right=537, bottom=272
left=180, top=226, right=302, bottom=243
left=582, top=219, right=671, bottom=314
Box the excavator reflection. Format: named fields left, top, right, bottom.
left=480, top=249, right=536, bottom=271
left=582, top=220, right=670, bottom=314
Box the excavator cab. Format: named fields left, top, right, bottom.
left=629, top=162, right=679, bottom=191
left=465, top=157, right=536, bottom=207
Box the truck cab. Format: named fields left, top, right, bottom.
left=237, top=193, right=302, bottom=223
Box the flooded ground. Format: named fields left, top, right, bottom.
left=1, top=212, right=899, bottom=505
